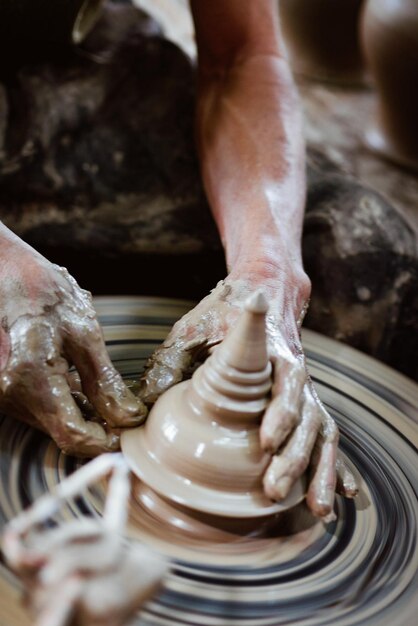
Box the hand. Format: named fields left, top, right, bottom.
left=0, top=234, right=146, bottom=456
left=140, top=275, right=357, bottom=521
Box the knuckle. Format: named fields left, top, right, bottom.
left=299, top=273, right=312, bottom=303
left=280, top=408, right=299, bottom=431
left=292, top=452, right=310, bottom=475
left=310, top=408, right=323, bottom=431
left=105, top=433, right=120, bottom=452
left=318, top=405, right=340, bottom=443
left=71, top=317, right=101, bottom=342
left=82, top=315, right=99, bottom=333
left=96, top=366, right=124, bottom=393
left=62, top=423, right=87, bottom=447
left=323, top=418, right=339, bottom=443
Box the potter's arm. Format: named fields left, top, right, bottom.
left=190, top=0, right=310, bottom=329
left=0, top=221, right=146, bottom=455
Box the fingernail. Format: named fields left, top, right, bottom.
left=342, top=478, right=359, bottom=498
left=313, top=488, right=335, bottom=519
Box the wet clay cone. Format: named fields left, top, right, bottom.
left=122, top=293, right=304, bottom=519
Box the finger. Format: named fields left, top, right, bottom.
left=7, top=320, right=120, bottom=455
left=306, top=435, right=338, bottom=521
left=65, top=320, right=147, bottom=428
left=33, top=522, right=100, bottom=567
left=64, top=372, right=96, bottom=418
left=19, top=369, right=121, bottom=457
left=336, top=453, right=358, bottom=498
left=260, top=359, right=306, bottom=453
left=36, top=513, right=99, bottom=539
left=263, top=388, right=321, bottom=501
left=70, top=389, right=96, bottom=418
left=305, top=393, right=339, bottom=519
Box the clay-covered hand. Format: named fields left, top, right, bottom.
left=140, top=277, right=357, bottom=521
left=0, top=234, right=146, bottom=456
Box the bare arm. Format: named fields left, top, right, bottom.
left=191, top=0, right=310, bottom=325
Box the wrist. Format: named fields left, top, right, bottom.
left=228, top=256, right=311, bottom=323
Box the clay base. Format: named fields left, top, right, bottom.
left=122, top=418, right=305, bottom=519
left=126, top=478, right=323, bottom=566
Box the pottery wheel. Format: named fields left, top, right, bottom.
left=0, top=296, right=417, bottom=626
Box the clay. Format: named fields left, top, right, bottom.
left=127, top=479, right=322, bottom=566
left=122, top=292, right=305, bottom=532
left=278, top=0, right=366, bottom=85
left=2, top=454, right=168, bottom=626
left=361, top=0, right=418, bottom=171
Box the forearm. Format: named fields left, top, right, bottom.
left=196, top=55, right=306, bottom=285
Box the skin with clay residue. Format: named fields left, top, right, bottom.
left=0, top=223, right=146, bottom=456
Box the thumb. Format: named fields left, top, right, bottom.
left=139, top=342, right=194, bottom=404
